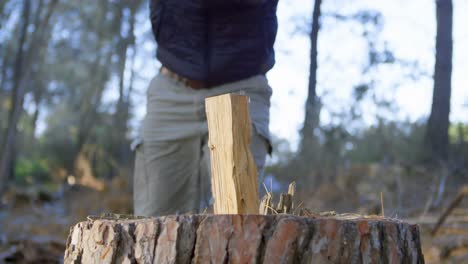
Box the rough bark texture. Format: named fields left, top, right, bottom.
left=64, top=214, right=424, bottom=263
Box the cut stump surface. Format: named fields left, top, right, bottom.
left=64, top=214, right=424, bottom=263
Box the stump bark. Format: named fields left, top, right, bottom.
left=64, top=214, right=424, bottom=263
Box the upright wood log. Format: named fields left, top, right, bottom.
left=205, top=94, right=259, bottom=214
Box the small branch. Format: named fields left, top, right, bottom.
left=380, top=192, right=385, bottom=218
left=431, top=185, right=468, bottom=236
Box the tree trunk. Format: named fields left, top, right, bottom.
left=301, top=0, right=322, bottom=147
left=425, top=0, right=453, bottom=161
left=0, top=0, right=9, bottom=30
left=0, top=0, right=58, bottom=195
left=0, top=0, right=31, bottom=195
left=64, top=214, right=424, bottom=263
left=29, top=0, right=51, bottom=142
left=292, top=0, right=323, bottom=186
left=69, top=0, right=111, bottom=176
left=113, top=2, right=137, bottom=166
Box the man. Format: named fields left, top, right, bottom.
left=134, top=0, right=279, bottom=216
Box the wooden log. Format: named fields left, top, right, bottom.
left=205, top=94, right=259, bottom=214
left=64, top=214, right=425, bottom=263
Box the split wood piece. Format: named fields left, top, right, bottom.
left=205, top=94, right=259, bottom=214
left=260, top=182, right=296, bottom=215
left=276, top=193, right=292, bottom=213
left=64, top=214, right=425, bottom=263
left=259, top=192, right=273, bottom=215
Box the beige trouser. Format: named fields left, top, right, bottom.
left=133, top=73, right=272, bottom=216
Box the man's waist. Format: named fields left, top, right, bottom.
left=159, top=65, right=269, bottom=90
left=160, top=66, right=221, bottom=90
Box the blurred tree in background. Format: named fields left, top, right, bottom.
left=0, top=0, right=146, bottom=196
left=266, top=0, right=466, bottom=215
left=425, top=0, right=452, bottom=162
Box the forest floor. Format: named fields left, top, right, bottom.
left=0, top=178, right=467, bottom=263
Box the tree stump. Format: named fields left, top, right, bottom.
left=64, top=214, right=424, bottom=263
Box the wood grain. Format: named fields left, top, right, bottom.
left=205, top=94, right=259, bottom=214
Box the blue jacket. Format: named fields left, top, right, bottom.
left=150, top=0, right=279, bottom=85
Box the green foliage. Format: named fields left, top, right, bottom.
left=268, top=119, right=434, bottom=185
left=347, top=121, right=426, bottom=164
left=0, top=0, right=146, bottom=188
left=15, top=157, right=50, bottom=184
left=449, top=123, right=468, bottom=144
left=449, top=123, right=468, bottom=160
